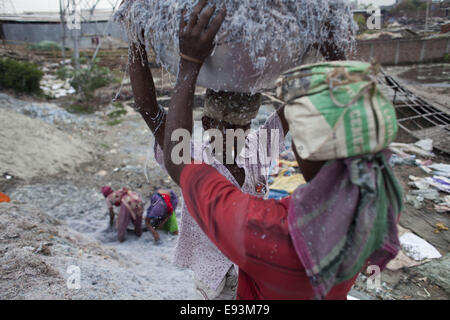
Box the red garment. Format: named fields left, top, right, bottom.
left=160, top=193, right=174, bottom=216
left=180, top=163, right=359, bottom=300
left=106, top=188, right=143, bottom=220
left=0, top=192, right=10, bottom=203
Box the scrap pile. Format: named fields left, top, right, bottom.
left=381, top=72, right=450, bottom=154
left=267, top=150, right=306, bottom=200
left=268, top=138, right=450, bottom=213
left=40, top=61, right=76, bottom=99
left=389, top=139, right=450, bottom=214
left=115, top=0, right=357, bottom=92
left=116, top=0, right=356, bottom=64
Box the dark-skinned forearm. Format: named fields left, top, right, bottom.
left=276, top=106, right=289, bottom=137
left=163, top=61, right=201, bottom=185
left=156, top=216, right=170, bottom=229
left=145, top=218, right=160, bottom=241
left=129, top=42, right=166, bottom=148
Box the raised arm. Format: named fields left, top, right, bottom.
left=163, top=1, right=226, bottom=184
left=129, top=39, right=166, bottom=148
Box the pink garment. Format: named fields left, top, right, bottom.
left=106, top=188, right=144, bottom=220
left=117, top=203, right=143, bottom=242
left=101, top=186, right=114, bottom=198
left=154, top=111, right=285, bottom=291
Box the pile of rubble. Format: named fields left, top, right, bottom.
left=40, top=61, right=76, bottom=99
left=0, top=93, right=79, bottom=126
left=390, top=139, right=450, bottom=214
left=40, top=74, right=76, bottom=99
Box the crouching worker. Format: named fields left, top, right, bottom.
left=162, top=5, right=404, bottom=299
left=145, top=189, right=179, bottom=242
left=101, top=186, right=144, bottom=242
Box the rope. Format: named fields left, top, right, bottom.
left=325, top=63, right=380, bottom=108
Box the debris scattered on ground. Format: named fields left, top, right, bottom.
left=267, top=150, right=306, bottom=199
left=428, top=164, right=450, bottom=178
left=269, top=170, right=306, bottom=195
left=415, top=139, right=434, bottom=153
left=391, top=140, right=435, bottom=158
left=0, top=93, right=79, bottom=126
left=409, top=176, right=441, bottom=198
left=400, top=232, right=442, bottom=261
left=434, top=196, right=450, bottom=213
left=389, top=139, right=450, bottom=213
left=95, top=170, right=108, bottom=177
left=435, top=204, right=450, bottom=213
left=40, top=73, right=76, bottom=99
left=435, top=223, right=449, bottom=234
left=414, top=254, right=450, bottom=296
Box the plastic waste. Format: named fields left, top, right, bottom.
left=0, top=192, right=10, bottom=203
left=390, top=142, right=435, bottom=158
left=427, top=176, right=450, bottom=193
left=389, top=153, right=416, bottom=167
left=410, top=189, right=440, bottom=202
left=428, top=163, right=450, bottom=178
left=400, top=232, right=442, bottom=261
left=268, top=189, right=290, bottom=200
left=414, top=139, right=433, bottom=152
left=269, top=168, right=306, bottom=195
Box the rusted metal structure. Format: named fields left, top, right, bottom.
left=379, top=70, right=450, bottom=154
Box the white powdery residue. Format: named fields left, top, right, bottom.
left=400, top=233, right=442, bottom=262
left=114, top=0, right=357, bottom=84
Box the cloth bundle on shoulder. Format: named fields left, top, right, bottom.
left=277, top=61, right=398, bottom=161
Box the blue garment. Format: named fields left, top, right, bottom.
left=268, top=189, right=290, bottom=200
left=146, top=190, right=178, bottom=219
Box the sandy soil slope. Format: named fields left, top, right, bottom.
left=0, top=107, right=92, bottom=181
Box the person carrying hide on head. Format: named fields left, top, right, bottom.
left=161, top=3, right=404, bottom=300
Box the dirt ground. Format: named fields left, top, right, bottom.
left=0, top=88, right=194, bottom=299
left=349, top=65, right=450, bottom=300
left=0, top=47, right=449, bottom=299
left=352, top=153, right=450, bottom=300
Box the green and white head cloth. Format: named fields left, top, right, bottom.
left=276, top=61, right=398, bottom=161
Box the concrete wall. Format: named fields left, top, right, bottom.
left=1, top=21, right=127, bottom=48
left=352, top=37, right=450, bottom=65
left=2, top=21, right=449, bottom=65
